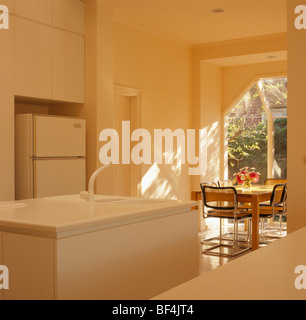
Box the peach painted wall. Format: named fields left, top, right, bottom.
left=114, top=20, right=192, bottom=200
left=191, top=61, right=222, bottom=190
left=193, top=33, right=287, bottom=62
left=0, top=2, right=14, bottom=201
left=287, top=0, right=306, bottom=233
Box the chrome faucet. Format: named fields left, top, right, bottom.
left=80, top=164, right=111, bottom=202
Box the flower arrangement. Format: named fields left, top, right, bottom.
left=234, top=167, right=260, bottom=190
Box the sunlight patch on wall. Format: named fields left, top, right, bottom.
left=141, top=147, right=186, bottom=200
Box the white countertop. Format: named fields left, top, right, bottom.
left=0, top=195, right=197, bottom=239
left=153, top=226, right=306, bottom=300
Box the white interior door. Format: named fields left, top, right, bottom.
left=34, top=159, right=86, bottom=198
left=114, top=94, right=131, bottom=197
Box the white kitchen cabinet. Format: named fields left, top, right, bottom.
left=2, top=233, right=55, bottom=300
left=15, top=0, right=52, bottom=24
left=14, top=17, right=52, bottom=100
left=0, top=232, right=2, bottom=300
left=52, top=29, right=84, bottom=103
left=0, top=197, right=198, bottom=300
left=14, top=0, right=84, bottom=103
left=53, top=0, right=84, bottom=35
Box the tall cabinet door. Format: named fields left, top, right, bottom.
left=14, top=17, right=52, bottom=99
left=52, top=0, right=84, bottom=103
left=14, top=0, right=84, bottom=103
left=14, top=0, right=53, bottom=99
left=52, top=29, right=84, bottom=103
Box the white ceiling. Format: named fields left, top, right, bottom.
left=113, top=0, right=287, bottom=46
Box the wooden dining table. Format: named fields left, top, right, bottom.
left=191, top=185, right=274, bottom=251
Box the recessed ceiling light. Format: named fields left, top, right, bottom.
left=212, top=8, right=225, bottom=13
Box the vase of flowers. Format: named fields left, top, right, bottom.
left=234, top=167, right=260, bottom=191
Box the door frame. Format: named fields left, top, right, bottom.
left=114, top=84, right=142, bottom=197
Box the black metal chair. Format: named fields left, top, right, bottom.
left=217, top=178, right=252, bottom=241
left=201, top=185, right=252, bottom=257
left=217, top=179, right=233, bottom=187
left=199, top=182, right=218, bottom=243
left=264, top=178, right=287, bottom=186
left=259, top=183, right=287, bottom=241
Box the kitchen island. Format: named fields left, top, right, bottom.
left=153, top=226, right=306, bottom=300
left=0, top=195, right=198, bottom=300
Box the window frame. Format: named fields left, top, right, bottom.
left=222, top=75, right=287, bottom=181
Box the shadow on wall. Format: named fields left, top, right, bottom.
left=200, top=121, right=220, bottom=183
left=140, top=147, right=190, bottom=200
left=139, top=122, right=221, bottom=199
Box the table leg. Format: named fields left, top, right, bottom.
left=251, top=195, right=260, bottom=250
left=198, top=200, right=203, bottom=232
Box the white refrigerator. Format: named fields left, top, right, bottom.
left=15, top=114, right=86, bottom=200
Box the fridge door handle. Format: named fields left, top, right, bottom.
left=31, top=156, right=86, bottom=160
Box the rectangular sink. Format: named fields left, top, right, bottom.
left=0, top=202, right=25, bottom=210
left=44, top=195, right=175, bottom=207
left=45, top=195, right=125, bottom=203
left=113, top=199, right=175, bottom=206
left=94, top=198, right=125, bottom=203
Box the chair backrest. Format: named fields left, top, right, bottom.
left=270, top=183, right=287, bottom=206
left=200, top=182, right=217, bottom=216
left=200, top=181, right=217, bottom=189
left=201, top=185, right=237, bottom=211
left=265, top=178, right=287, bottom=186
left=217, top=179, right=233, bottom=187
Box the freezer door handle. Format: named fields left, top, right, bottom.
left=31, top=156, right=86, bottom=160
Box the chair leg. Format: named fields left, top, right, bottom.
left=201, top=219, right=249, bottom=244
left=202, top=218, right=251, bottom=258
left=259, top=214, right=287, bottom=243
left=201, top=218, right=233, bottom=244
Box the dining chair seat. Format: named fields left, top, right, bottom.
left=259, top=183, right=287, bottom=241
left=201, top=185, right=252, bottom=257
left=206, top=210, right=251, bottom=219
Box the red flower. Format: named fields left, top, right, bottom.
left=249, top=171, right=259, bottom=183
left=236, top=174, right=244, bottom=185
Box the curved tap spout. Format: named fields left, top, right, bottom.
left=80, top=164, right=111, bottom=202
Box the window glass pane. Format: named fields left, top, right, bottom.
left=258, top=78, right=287, bottom=179
left=258, top=78, right=287, bottom=117
left=227, top=84, right=268, bottom=184
left=273, top=118, right=287, bottom=179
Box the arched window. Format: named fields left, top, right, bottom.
left=225, top=77, right=287, bottom=183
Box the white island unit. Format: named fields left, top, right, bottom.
left=0, top=195, right=198, bottom=300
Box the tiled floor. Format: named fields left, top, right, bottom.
left=197, top=220, right=287, bottom=276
